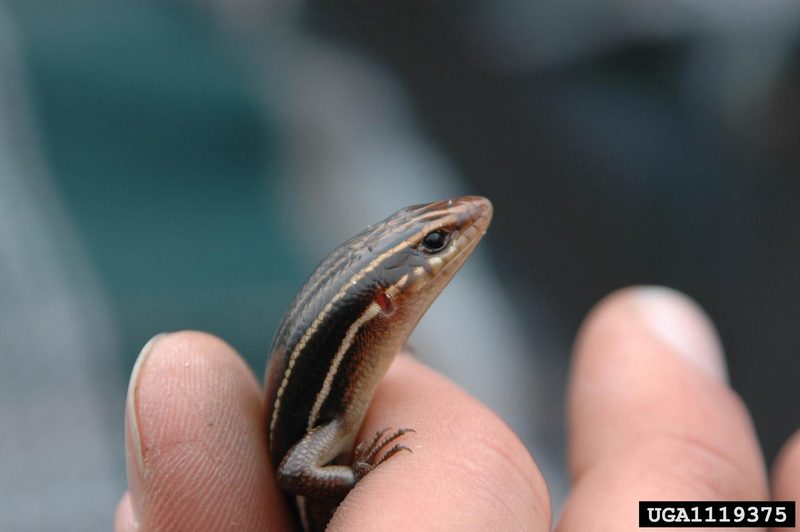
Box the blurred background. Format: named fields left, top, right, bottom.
left=1, top=0, right=799, bottom=528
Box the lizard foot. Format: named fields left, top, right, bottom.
left=353, top=427, right=415, bottom=481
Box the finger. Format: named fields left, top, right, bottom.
left=772, top=429, right=800, bottom=502
left=328, top=355, right=551, bottom=531
left=561, top=287, right=768, bottom=530
left=115, top=332, right=291, bottom=531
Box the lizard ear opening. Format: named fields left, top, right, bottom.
left=374, top=290, right=395, bottom=315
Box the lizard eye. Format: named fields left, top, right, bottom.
left=420, top=230, right=450, bottom=253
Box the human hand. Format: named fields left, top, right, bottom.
left=114, top=287, right=799, bottom=530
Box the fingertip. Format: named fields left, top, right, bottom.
left=124, top=331, right=290, bottom=530
left=330, top=356, right=551, bottom=531
left=576, top=286, right=727, bottom=383
left=772, top=429, right=800, bottom=502
left=564, top=286, right=767, bottom=529
left=627, top=286, right=727, bottom=380
left=114, top=492, right=136, bottom=532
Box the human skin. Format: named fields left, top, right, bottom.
left=115, top=286, right=799, bottom=530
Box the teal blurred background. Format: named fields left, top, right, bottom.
left=10, top=3, right=296, bottom=369
left=2, top=1, right=800, bottom=529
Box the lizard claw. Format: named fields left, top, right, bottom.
left=353, top=427, right=415, bottom=482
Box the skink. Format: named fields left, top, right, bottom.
left=264, top=196, right=493, bottom=530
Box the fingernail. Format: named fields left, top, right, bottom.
left=125, top=333, right=166, bottom=525
left=630, top=286, right=728, bottom=382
